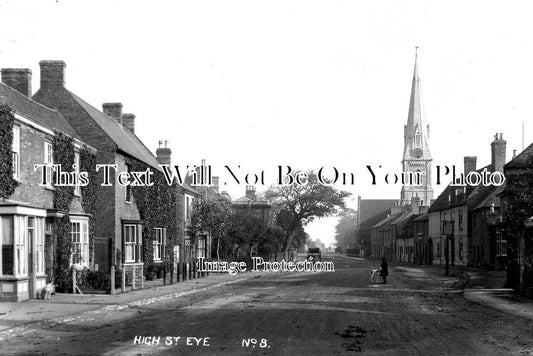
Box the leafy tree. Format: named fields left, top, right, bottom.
left=266, top=170, right=351, bottom=257
left=191, top=199, right=232, bottom=260
left=335, top=208, right=358, bottom=249
left=257, top=226, right=285, bottom=260
left=226, top=212, right=267, bottom=261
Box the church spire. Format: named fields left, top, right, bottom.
left=401, top=47, right=433, bottom=206
left=407, top=46, right=423, bottom=129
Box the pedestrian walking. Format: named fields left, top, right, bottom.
left=380, top=257, right=388, bottom=284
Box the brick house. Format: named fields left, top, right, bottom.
left=427, top=134, right=506, bottom=267
left=155, top=146, right=210, bottom=265
left=232, top=186, right=272, bottom=227
left=32, top=60, right=172, bottom=276
left=0, top=68, right=95, bottom=301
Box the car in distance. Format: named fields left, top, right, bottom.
left=307, top=247, right=321, bottom=262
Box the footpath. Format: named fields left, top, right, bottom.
left=0, top=271, right=252, bottom=336
left=360, top=255, right=533, bottom=322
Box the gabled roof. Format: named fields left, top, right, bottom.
left=471, top=184, right=505, bottom=211
left=428, top=164, right=492, bottom=212
left=505, top=142, right=533, bottom=169
left=372, top=211, right=405, bottom=230
left=67, top=91, right=160, bottom=169
left=0, top=82, right=79, bottom=139
left=413, top=212, right=428, bottom=222
left=235, top=196, right=252, bottom=202
left=357, top=210, right=391, bottom=231
left=358, top=199, right=398, bottom=223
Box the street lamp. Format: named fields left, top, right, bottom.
left=442, top=220, right=454, bottom=276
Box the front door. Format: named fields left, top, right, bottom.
left=28, top=217, right=36, bottom=298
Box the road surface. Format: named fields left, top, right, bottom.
left=2, top=255, right=532, bottom=355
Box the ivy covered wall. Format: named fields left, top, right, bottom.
left=0, top=103, right=19, bottom=199
left=128, top=157, right=178, bottom=276
left=503, top=170, right=533, bottom=294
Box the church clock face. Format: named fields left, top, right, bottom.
left=412, top=147, right=423, bottom=159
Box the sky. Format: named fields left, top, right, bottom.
left=1, top=1, right=532, bottom=247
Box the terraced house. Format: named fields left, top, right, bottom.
left=0, top=68, right=96, bottom=302
left=33, top=60, right=179, bottom=282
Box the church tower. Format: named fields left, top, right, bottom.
left=400, top=48, right=434, bottom=206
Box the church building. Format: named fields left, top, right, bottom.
left=400, top=49, right=434, bottom=207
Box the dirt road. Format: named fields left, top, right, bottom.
left=2, top=256, right=532, bottom=355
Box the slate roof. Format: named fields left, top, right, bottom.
left=0, top=82, right=80, bottom=139
left=67, top=91, right=160, bottom=169
left=505, top=142, right=533, bottom=169
left=428, top=164, right=492, bottom=212
left=472, top=184, right=505, bottom=211
left=429, top=162, right=507, bottom=214
left=413, top=212, right=428, bottom=222
left=358, top=199, right=398, bottom=224
left=357, top=210, right=391, bottom=231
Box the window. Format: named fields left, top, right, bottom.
left=12, top=125, right=20, bottom=179
left=153, top=228, right=166, bottom=261
left=44, top=141, right=53, bottom=187
left=459, top=238, right=463, bottom=258
left=197, top=237, right=206, bottom=258
left=74, top=151, right=81, bottom=196
left=125, top=165, right=132, bottom=202
left=185, top=195, right=193, bottom=224
left=15, top=217, right=26, bottom=276
left=496, top=232, right=507, bottom=256
left=70, top=219, right=89, bottom=266
left=437, top=242, right=440, bottom=257
left=458, top=211, right=463, bottom=231
left=1, top=216, right=14, bottom=275
left=124, top=224, right=142, bottom=263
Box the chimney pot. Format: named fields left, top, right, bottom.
left=1, top=68, right=32, bottom=97
left=122, top=113, right=135, bottom=133
left=39, top=60, right=66, bottom=90
left=156, top=146, right=171, bottom=165
left=102, top=103, right=123, bottom=124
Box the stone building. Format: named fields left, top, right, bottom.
left=232, top=186, right=272, bottom=227
left=427, top=134, right=507, bottom=267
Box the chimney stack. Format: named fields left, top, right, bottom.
left=1, top=68, right=32, bottom=97
left=411, top=196, right=420, bottom=214
left=39, top=60, right=66, bottom=90
left=464, top=156, right=477, bottom=175
left=102, top=103, right=123, bottom=124
left=491, top=133, right=506, bottom=172
left=156, top=140, right=171, bottom=165
left=245, top=185, right=256, bottom=200
left=122, top=113, right=135, bottom=133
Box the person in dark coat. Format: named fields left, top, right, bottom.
left=380, top=257, right=389, bottom=284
